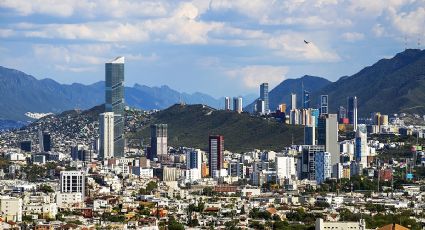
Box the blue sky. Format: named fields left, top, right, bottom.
left=0, top=0, right=424, bottom=97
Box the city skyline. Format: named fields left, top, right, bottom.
left=0, top=1, right=424, bottom=97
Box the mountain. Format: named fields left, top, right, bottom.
left=245, top=75, right=332, bottom=112
left=131, top=104, right=303, bottom=152
left=0, top=66, right=226, bottom=121
left=317, top=49, right=425, bottom=116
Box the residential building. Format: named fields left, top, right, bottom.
left=99, top=112, right=115, bottom=160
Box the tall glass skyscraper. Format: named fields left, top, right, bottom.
left=347, top=96, right=358, bottom=131
left=105, top=57, right=125, bottom=158
left=260, top=83, right=269, bottom=113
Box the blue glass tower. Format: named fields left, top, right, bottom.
left=105, top=57, right=125, bottom=158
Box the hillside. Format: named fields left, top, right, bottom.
left=132, top=104, right=304, bottom=152
left=317, top=49, right=425, bottom=116
left=245, top=75, right=332, bottom=112
left=0, top=66, right=224, bottom=121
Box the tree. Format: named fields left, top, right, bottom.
left=168, top=216, right=185, bottom=230
left=39, top=184, right=54, bottom=193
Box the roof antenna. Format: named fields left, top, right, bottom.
left=404, top=35, right=407, bottom=50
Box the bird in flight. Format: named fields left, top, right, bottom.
left=304, top=40, right=310, bottom=44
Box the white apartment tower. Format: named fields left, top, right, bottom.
left=99, top=112, right=115, bottom=160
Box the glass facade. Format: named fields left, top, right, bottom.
left=105, top=57, right=125, bottom=158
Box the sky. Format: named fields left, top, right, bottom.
left=0, top=0, right=424, bottom=98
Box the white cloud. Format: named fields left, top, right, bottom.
left=267, top=33, right=341, bottom=62
left=226, top=65, right=288, bottom=89
left=0, top=0, right=169, bottom=18
left=341, top=32, right=365, bottom=42
left=0, top=29, right=14, bottom=37
left=388, top=6, right=425, bottom=36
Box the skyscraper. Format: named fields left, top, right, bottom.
left=150, top=124, right=168, bottom=160
left=39, top=131, right=51, bottom=152
left=224, top=97, right=231, bottom=110
left=209, top=135, right=224, bottom=178
left=105, top=57, right=125, bottom=158
left=304, top=125, right=315, bottom=145
left=260, top=83, right=269, bottom=113
left=291, top=93, right=297, bottom=110
left=275, top=155, right=296, bottom=181
left=317, top=114, right=339, bottom=166
left=355, top=124, right=368, bottom=166
left=256, top=99, right=265, bottom=115
left=233, top=97, right=243, bottom=113
left=187, top=150, right=202, bottom=170
left=338, top=106, right=347, bottom=121
left=303, top=90, right=311, bottom=108
left=347, top=96, right=358, bottom=130
left=320, top=95, right=328, bottom=115
left=99, top=112, right=114, bottom=160
left=315, top=152, right=331, bottom=184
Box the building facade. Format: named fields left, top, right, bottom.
left=105, top=56, right=125, bottom=158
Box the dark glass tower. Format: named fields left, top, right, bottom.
left=105, top=57, right=125, bottom=158
left=347, top=96, right=358, bottom=130
left=260, top=83, right=269, bottom=113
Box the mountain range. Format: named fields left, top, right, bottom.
left=0, top=66, right=255, bottom=121
left=0, top=48, right=424, bottom=121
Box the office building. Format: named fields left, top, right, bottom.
left=233, top=97, right=243, bottom=113
left=338, top=106, right=347, bottom=121
left=315, top=152, right=331, bottom=184
left=150, top=124, right=168, bottom=160
left=209, top=135, right=224, bottom=178
left=304, top=125, right=316, bottom=145
left=39, top=131, right=51, bottom=152
left=291, top=93, right=297, bottom=110
left=260, top=83, right=269, bottom=113
left=300, top=145, right=325, bottom=180
left=303, top=90, right=310, bottom=108
left=20, top=140, right=32, bottom=152
left=320, top=95, right=328, bottom=115
left=278, top=103, right=287, bottom=113
left=187, top=149, right=202, bottom=170
left=318, top=114, right=339, bottom=166
left=99, top=112, right=114, bottom=160
left=347, top=96, right=358, bottom=130
left=224, top=97, right=231, bottom=110
left=256, top=99, right=265, bottom=115
left=60, top=171, right=85, bottom=198
left=105, top=56, right=125, bottom=158
left=355, top=124, right=368, bottom=166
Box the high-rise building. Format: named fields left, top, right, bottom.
left=320, top=95, right=328, bottom=115
left=338, top=106, right=347, bottom=120
left=303, top=90, right=310, bottom=108
left=150, top=124, right=168, bottom=160
left=209, top=135, right=224, bottom=178
left=20, top=140, right=32, bottom=152
left=315, top=152, right=331, bottom=184
left=256, top=99, right=265, bottom=115
left=355, top=124, right=368, bottom=166
left=187, top=150, right=202, bottom=170
left=304, top=125, right=316, bottom=145
left=233, top=97, right=243, bottom=113
left=105, top=57, right=125, bottom=158
left=39, top=131, right=51, bottom=152
left=99, top=112, right=114, bottom=160
left=300, top=145, right=325, bottom=180
left=275, top=155, right=296, bottom=181
left=347, top=96, right=358, bottom=130
left=260, top=83, right=269, bottom=113
left=318, top=114, right=339, bottom=166
left=60, top=171, right=85, bottom=198
left=224, top=97, right=231, bottom=110
left=291, top=93, right=297, bottom=110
